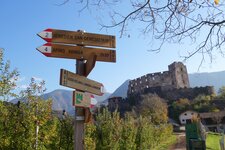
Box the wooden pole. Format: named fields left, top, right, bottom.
left=74, top=60, right=85, bottom=150
left=74, top=29, right=86, bottom=150
left=74, top=30, right=97, bottom=150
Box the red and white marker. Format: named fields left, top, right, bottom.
left=36, top=43, right=52, bottom=57
left=90, top=95, right=97, bottom=108
left=37, top=29, right=53, bottom=42
left=90, top=94, right=98, bottom=114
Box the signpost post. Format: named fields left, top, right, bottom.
left=37, top=28, right=116, bottom=150
left=75, top=59, right=86, bottom=150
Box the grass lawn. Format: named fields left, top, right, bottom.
left=206, top=132, right=223, bottom=150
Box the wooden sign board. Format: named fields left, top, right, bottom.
left=60, top=69, right=104, bottom=96
left=36, top=43, right=116, bottom=62
left=73, top=91, right=91, bottom=107
left=38, top=29, right=116, bottom=48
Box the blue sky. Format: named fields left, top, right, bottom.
left=1, top=1, right=225, bottom=94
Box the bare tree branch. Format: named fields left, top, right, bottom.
left=73, top=0, right=225, bottom=66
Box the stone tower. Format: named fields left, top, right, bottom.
left=168, top=62, right=190, bottom=89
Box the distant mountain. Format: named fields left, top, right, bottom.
left=109, top=80, right=130, bottom=98
left=189, top=71, right=225, bottom=92
left=11, top=89, right=111, bottom=114
left=42, top=89, right=73, bottom=113
left=99, top=80, right=130, bottom=105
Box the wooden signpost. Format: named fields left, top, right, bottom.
left=37, top=28, right=116, bottom=48
left=60, top=69, right=104, bottom=96
left=37, top=28, right=116, bottom=150
left=36, top=43, right=116, bottom=62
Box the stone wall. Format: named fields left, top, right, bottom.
left=107, top=86, right=214, bottom=117
left=108, top=97, right=131, bottom=115
left=127, top=62, right=190, bottom=96
left=143, top=86, right=214, bottom=102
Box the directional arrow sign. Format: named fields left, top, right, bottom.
left=73, top=91, right=91, bottom=107
left=60, top=69, right=104, bottom=96
left=36, top=43, right=116, bottom=62
left=37, top=29, right=116, bottom=48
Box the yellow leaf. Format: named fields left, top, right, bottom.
left=214, top=0, right=219, bottom=5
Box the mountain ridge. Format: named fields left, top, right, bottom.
left=11, top=70, right=225, bottom=113
left=189, top=70, right=225, bottom=92
left=11, top=89, right=111, bottom=114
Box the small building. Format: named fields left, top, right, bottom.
left=179, top=110, right=225, bottom=132
left=200, top=111, right=225, bottom=132
left=179, top=110, right=198, bottom=125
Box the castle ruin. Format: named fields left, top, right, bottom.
left=108, top=61, right=214, bottom=117
left=127, top=62, right=190, bottom=96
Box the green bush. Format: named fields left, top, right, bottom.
left=84, top=109, right=174, bottom=150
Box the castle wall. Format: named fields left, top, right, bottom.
left=128, top=71, right=172, bottom=94
left=108, top=86, right=214, bottom=115
left=127, top=62, right=190, bottom=96
left=143, top=86, right=214, bottom=102
left=108, top=97, right=131, bottom=116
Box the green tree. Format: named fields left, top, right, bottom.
left=135, top=117, right=155, bottom=150
left=84, top=123, right=96, bottom=150
left=5, top=78, right=59, bottom=150
left=83, top=107, right=174, bottom=150
left=193, top=94, right=212, bottom=103
left=119, top=113, right=137, bottom=150
left=135, top=116, right=173, bottom=150
left=57, top=114, right=74, bottom=150
left=218, top=86, right=225, bottom=99
left=95, top=109, right=122, bottom=150
left=135, top=94, right=168, bottom=125
left=0, top=101, right=11, bottom=148
left=0, top=49, right=19, bottom=101
left=0, top=78, right=60, bottom=150
left=0, top=50, right=74, bottom=149
left=20, top=78, right=60, bottom=150
left=191, top=94, right=219, bottom=112
left=171, top=98, right=190, bottom=121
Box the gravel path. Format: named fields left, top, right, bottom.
left=169, top=132, right=186, bottom=150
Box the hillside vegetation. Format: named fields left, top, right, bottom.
left=0, top=50, right=175, bottom=149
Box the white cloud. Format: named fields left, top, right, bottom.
left=9, top=76, right=26, bottom=84
left=19, top=84, right=29, bottom=89
left=13, top=76, right=45, bottom=94
left=14, top=76, right=28, bottom=90
left=32, top=76, right=43, bottom=81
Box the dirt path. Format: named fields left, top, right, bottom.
left=169, top=132, right=186, bottom=150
